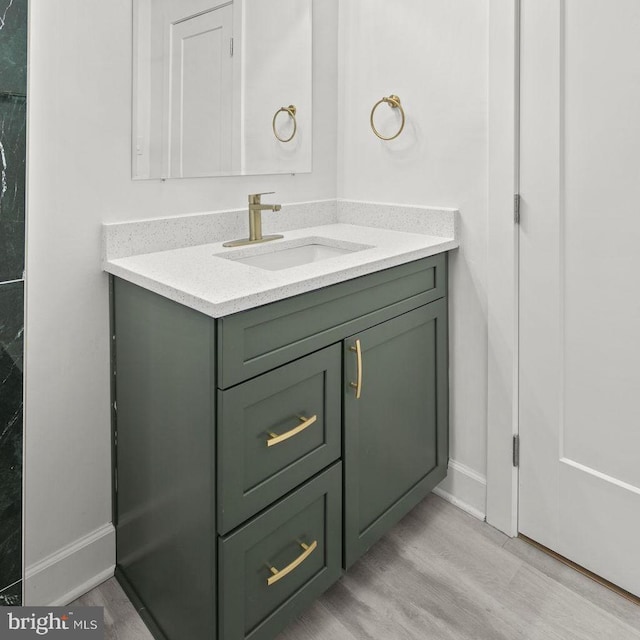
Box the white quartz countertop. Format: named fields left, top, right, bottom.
left=104, top=222, right=457, bottom=318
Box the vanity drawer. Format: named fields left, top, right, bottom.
left=219, top=463, right=342, bottom=640
left=218, top=253, right=446, bottom=387
left=217, top=344, right=341, bottom=533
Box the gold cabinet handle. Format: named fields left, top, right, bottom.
left=266, top=415, right=317, bottom=447
left=267, top=540, right=317, bottom=586
left=349, top=339, right=363, bottom=399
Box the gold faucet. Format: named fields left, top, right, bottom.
left=223, top=193, right=283, bottom=248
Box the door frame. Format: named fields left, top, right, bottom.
left=486, top=0, right=521, bottom=537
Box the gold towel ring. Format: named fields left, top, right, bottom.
left=370, top=95, right=405, bottom=141
left=272, top=105, right=297, bottom=143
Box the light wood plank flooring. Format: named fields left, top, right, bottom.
left=74, top=494, right=640, bottom=639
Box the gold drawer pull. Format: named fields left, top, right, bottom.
left=267, top=415, right=317, bottom=447
left=267, top=540, right=318, bottom=586
left=349, top=339, right=363, bottom=399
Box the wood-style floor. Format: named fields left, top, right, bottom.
left=74, top=494, right=640, bottom=639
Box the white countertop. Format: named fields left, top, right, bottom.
left=104, top=221, right=458, bottom=318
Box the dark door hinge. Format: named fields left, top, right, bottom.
left=513, top=434, right=520, bottom=467
left=230, top=37, right=234, bottom=57
left=514, top=194, right=521, bottom=224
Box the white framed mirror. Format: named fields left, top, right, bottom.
left=132, top=0, right=312, bottom=179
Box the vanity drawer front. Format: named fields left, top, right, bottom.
left=217, top=344, right=341, bottom=534
left=218, top=253, right=446, bottom=388
left=219, top=463, right=342, bottom=640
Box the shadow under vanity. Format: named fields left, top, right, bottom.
left=110, top=246, right=450, bottom=640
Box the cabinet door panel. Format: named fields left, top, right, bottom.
left=344, top=300, right=448, bottom=567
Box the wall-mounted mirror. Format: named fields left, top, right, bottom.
left=132, top=0, right=312, bottom=179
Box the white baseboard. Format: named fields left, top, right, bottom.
left=433, top=459, right=487, bottom=521
left=25, top=523, right=115, bottom=606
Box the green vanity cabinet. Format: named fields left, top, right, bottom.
left=112, top=253, right=449, bottom=640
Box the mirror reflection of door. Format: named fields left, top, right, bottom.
left=132, top=0, right=312, bottom=179
left=164, top=1, right=234, bottom=177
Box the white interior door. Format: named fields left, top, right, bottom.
left=519, top=0, right=640, bottom=597
left=166, top=1, right=234, bottom=177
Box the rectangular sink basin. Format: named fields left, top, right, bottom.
left=215, top=238, right=372, bottom=271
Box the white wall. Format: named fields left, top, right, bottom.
left=24, top=0, right=338, bottom=604
left=338, top=0, right=490, bottom=517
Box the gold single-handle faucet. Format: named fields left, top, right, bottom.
left=223, top=193, right=283, bottom=248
